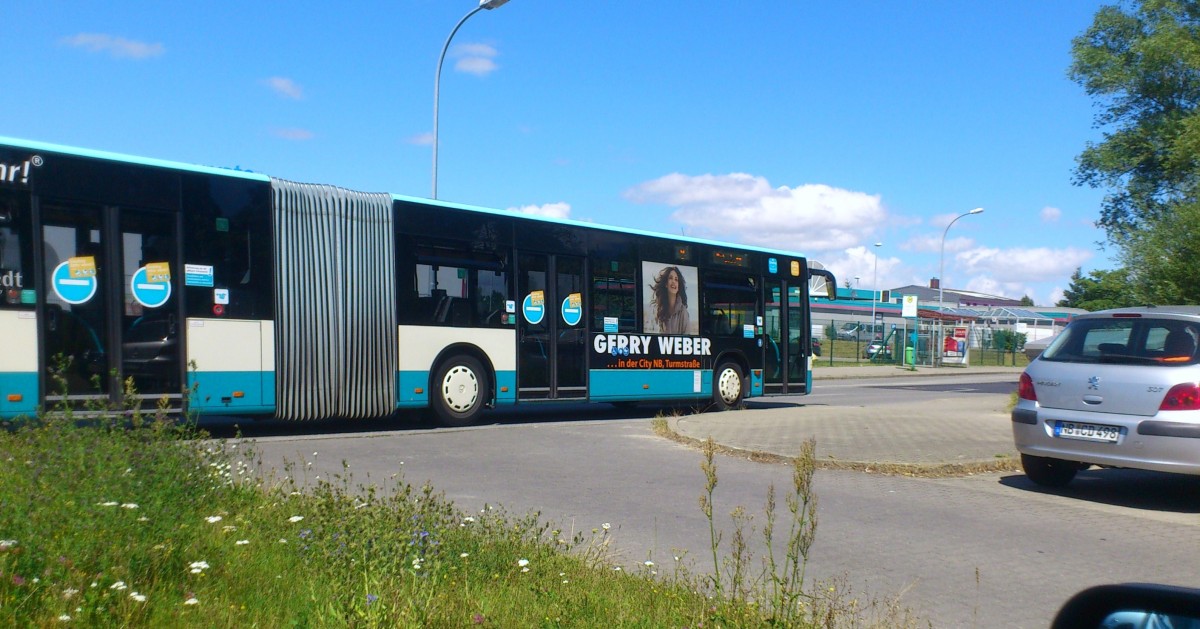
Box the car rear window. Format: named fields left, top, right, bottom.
left=1041, top=317, right=1200, bottom=366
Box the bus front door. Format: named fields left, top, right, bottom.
left=763, top=280, right=808, bottom=395
left=517, top=253, right=587, bottom=401
left=41, top=202, right=183, bottom=413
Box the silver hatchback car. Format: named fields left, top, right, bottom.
left=1012, top=306, right=1200, bottom=486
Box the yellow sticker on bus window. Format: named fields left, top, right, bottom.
left=144, top=262, right=171, bottom=283
left=567, top=292, right=581, bottom=308
left=68, top=256, right=97, bottom=278
left=530, top=290, right=544, bottom=307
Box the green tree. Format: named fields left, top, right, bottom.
left=1018, top=295, right=1035, bottom=306
left=1056, top=266, right=1138, bottom=310
left=1070, top=0, right=1200, bottom=239
left=1118, top=199, right=1200, bottom=301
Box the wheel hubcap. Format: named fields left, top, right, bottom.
left=718, top=369, right=740, bottom=403
left=442, top=365, right=478, bottom=412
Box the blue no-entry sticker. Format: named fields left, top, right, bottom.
left=130, top=265, right=172, bottom=309
left=51, top=260, right=97, bottom=305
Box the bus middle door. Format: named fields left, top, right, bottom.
left=517, top=253, right=586, bottom=401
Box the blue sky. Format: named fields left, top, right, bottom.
left=2, top=1, right=1115, bottom=306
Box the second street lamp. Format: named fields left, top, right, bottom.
left=871, top=242, right=882, bottom=341
left=937, top=207, right=983, bottom=366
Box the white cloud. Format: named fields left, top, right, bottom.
left=263, top=77, right=304, bottom=100
left=270, top=128, right=315, bottom=141
left=407, top=132, right=434, bottom=146
left=900, top=233, right=974, bottom=254
left=507, top=202, right=571, bottom=219
left=956, top=246, right=1091, bottom=283
left=624, top=173, right=886, bottom=251
left=1040, top=206, right=1062, bottom=222
left=60, top=33, right=164, bottom=59
left=452, top=42, right=499, bottom=77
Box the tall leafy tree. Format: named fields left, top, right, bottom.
left=1071, top=0, right=1200, bottom=303
left=1071, top=0, right=1200, bottom=239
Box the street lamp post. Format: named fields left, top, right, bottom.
left=432, top=0, right=511, bottom=200
left=937, top=207, right=983, bottom=366
left=870, top=242, right=882, bottom=339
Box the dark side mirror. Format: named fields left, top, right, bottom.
left=1052, top=583, right=1200, bottom=629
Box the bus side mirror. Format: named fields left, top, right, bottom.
left=808, top=269, right=837, bottom=300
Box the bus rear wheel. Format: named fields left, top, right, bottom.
left=431, top=355, right=489, bottom=427
left=712, top=362, right=744, bottom=411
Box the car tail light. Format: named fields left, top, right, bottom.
left=1159, top=383, right=1200, bottom=411
left=1018, top=372, right=1037, bottom=401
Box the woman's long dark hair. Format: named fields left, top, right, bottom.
left=650, top=266, right=687, bottom=329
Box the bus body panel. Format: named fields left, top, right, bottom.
left=0, top=311, right=38, bottom=418
left=588, top=368, right=713, bottom=401
left=186, top=318, right=275, bottom=415
left=396, top=325, right=517, bottom=406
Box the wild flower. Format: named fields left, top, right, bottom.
left=184, top=596, right=199, bottom=605
left=472, top=613, right=485, bottom=624
left=129, top=592, right=147, bottom=602
left=63, top=588, right=79, bottom=598
left=299, top=529, right=312, bottom=539
left=644, top=560, right=655, bottom=567
left=460, top=553, right=469, bottom=558
left=602, top=522, right=611, bottom=530
left=288, top=516, right=304, bottom=523
left=222, top=525, right=237, bottom=532
left=0, top=539, right=16, bottom=550
left=366, top=594, right=378, bottom=605
left=189, top=561, right=209, bottom=574
left=205, top=516, right=222, bottom=524
left=57, top=614, right=71, bottom=621
left=12, top=575, right=25, bottom=586
left=110, top=581, right=127, bottom=590
left=518, top=559, right=529, bottom=567
left=236, top=540, right=250, bottom=545
left=98, top=501, right=118, bottom=507
left=121, top=503, right=138, bottom=509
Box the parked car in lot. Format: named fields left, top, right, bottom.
left=835, top=322, right=882, bottom=342
left=1012, top=306, right=1200, bottom=487
left=862, top=341, right=891, bottom=360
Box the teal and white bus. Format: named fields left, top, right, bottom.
left=0, top=137, right=835, bottom=425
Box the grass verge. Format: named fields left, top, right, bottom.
left=1, top=403, right=928, bottom=627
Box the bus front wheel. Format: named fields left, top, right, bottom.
left=712, top=362, right=744, bottom=411
left=431, top=355, right=489, bottom=427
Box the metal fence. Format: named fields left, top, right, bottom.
left=812, top=317, right=1029, bottom=368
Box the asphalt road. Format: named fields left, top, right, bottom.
left=240, top=376, right=1200, bottom=628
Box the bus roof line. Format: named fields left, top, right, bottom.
left=390, top=193, right=809, bottom=259
left=0, top=136, right=271, bottom=182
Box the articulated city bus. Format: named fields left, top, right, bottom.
left=0, top=137, right=835, bottom=425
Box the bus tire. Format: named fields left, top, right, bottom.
left=431, top=355, right=489, bottom=427
left=712, top=361, right=744, bottom=411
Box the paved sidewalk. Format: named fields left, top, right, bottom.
left=667, top=365, right=1025, bottom=469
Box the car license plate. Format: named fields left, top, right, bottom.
left=1053, top=420, right=1120, bottom=443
